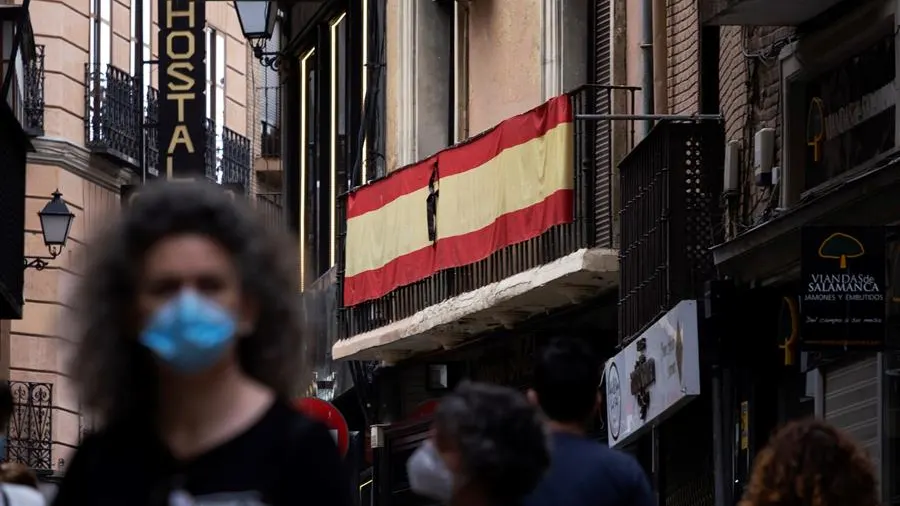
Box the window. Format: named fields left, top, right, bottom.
left=542, top=0, right=589, bottom=99
left=206, top=27, right=226, bottom=174
left=130, top=0, right=151, bottom=97
left=300, top=48, right=323, bottom=285
left=396, top=0, right=465, bottom=166
left=90, top=0, right=112, bottom=70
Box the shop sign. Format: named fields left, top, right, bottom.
left=804, top=34, right=895, bottom=191
left=800, top=226, right=886, bottom=350
left=158, top=0, right=206, bottom=180
left=604, top=300, right=701, bottom=448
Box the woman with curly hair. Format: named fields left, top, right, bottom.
left=407, top=381, right=550, bottom=506
left=52, top=181, right=351, bottom=506
left=739, top=418, right=880, bottom=506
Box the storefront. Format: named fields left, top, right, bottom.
left=712, top=2, right=900, bottom=501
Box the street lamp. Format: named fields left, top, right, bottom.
left=233, top=1, right=282, bottom=69
left=24, top=190, right=75, bottom=271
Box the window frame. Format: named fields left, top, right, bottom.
left=90, top=0, right=113, bottom=70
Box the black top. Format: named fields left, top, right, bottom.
left=523, top=432, right=653, bottom=506
left=52, top=401, right=353, bottom=506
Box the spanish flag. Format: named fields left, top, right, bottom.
left=344, top=95, right=574, bottom=307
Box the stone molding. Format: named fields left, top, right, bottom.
left=27, top=137, right=136, bottom=192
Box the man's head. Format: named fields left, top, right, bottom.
left=528, top=338, right=601, bottom=425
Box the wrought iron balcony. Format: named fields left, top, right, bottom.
left=702, top=0, right=844, bottom=25
left=256, top=192, right=284, bottom=231
left=6, top=381, right=52, bottom=475
left=146, top=87, right=219, bottom=182
left=617, top=120, right=724, bottom=344
left=260, top=120, right=280, bottom=158
left=85, top=64, right=140, bottom=168
left=22, top=44, right=44, bottom=136
left=221, top=126, right=251, bottom=192
left=334, top=86, right=637, bottom=353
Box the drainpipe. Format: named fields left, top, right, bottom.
left=640, top=0, right=655, bottom=135
left=652, top=0, right=668, bottom=115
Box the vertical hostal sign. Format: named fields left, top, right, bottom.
left=158, top=0, right=206, bottom=179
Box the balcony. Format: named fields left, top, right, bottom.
left=146, top=88, right=231, bottom=184
left=331, top=86, right=631, bottom=362
left=85, top=64, right=140, bottom=168
left=0, top=6, right=43, bottom=137
left=702, top=0, right=845, bottom=25
left=256, top=192, right=284, bottom=231
left=617, top=120, right=724, bottom=344
left=6, top=381, right=52, bottom=476
left=222, top=126, right=252, bottom=192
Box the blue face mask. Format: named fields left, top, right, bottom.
left=139, top=291, right=238, bottom=374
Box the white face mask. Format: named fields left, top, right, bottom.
left=406, top=440, right=455, bottom=504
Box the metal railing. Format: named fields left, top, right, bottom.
left=617, top=120, right=725, bottom=344
left=222, top=126, right=251, bottom=191
left=23, top=44, right=44, bottom=136
left=256, top=192, right=284, bottom=230
left=336, top=86, right=637, bottom=338
left=84, top=63, right=140, bottom=167
left=6, top=381, right=52, bottom=475
left=260, top=120, right=281, bottom=158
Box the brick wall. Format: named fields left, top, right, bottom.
left=717, top=25, right=794, bottom=238
left=667, top=0, right=700, bottom=114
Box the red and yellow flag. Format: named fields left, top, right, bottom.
left=344, top=95, right=574, bottom=306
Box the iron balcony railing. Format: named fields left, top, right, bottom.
left=146, top=88, right=235, bottom=183
left=256, top=192, right=284, bottom=231
left=336, top=86, right=637, bottom=338
left=6, top=381, right=52, bottom=475
left=222, top=126, right=251, bottom=191
left=84, top=63, right=140, bottom=168
left=23, top=44, right=44, bottom=136
left=260, top=121, right=281, bottom=158
left=617, top=120, right=725, bottom=344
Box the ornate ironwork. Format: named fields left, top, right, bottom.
left=221, top=126, right=251, bottom=192
left=23, top=44, right=44, bottom=136
left=84, top=63, right=140, bottom=168
left=6, top=381, right=53, bottom=474
left=205, top=118, right=217, bottom=181
left=145, top=87, right=160, bottom=177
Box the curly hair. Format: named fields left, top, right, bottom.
left=68, top=180, right=308, bottom=427
left=738, top=418, right=879, bottom=506
left=434, top=381, right=550, bottom=504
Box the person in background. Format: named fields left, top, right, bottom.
left=407, top=381, right=550, bottom=506
left=0, top=384, right=46, bottom=505
left=52, top=181, right=351, bottom=506
left=738, top=418, right=879, bottom=506
left=524, top=338, right=653, bottom=506
left=0, top=464, right=38, bottom=490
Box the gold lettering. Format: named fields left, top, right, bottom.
left=167, top=125, right=196, bottom=154
left=166, top=62, right=195, bottom=91
left=166, top=0, right=195, bottom=28
left=168, top=92, right=194, bottom=121
left=166, top=30, right=195, bottom=60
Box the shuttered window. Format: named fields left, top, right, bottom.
left=591, top=0, right=612, bottom=246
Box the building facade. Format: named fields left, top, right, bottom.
left=0, top=0, right=283, bottom=481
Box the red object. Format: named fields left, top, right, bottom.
left=410, top=400, right=439, bottom=420
left=294, top=397, right=350, bottom=457
left=343, top=95, right=575, bottom=306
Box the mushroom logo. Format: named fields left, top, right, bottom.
left=818, top=232, right=865, bottom=269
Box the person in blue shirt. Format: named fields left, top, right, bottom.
left=524, top=338, right=654, bottom=506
